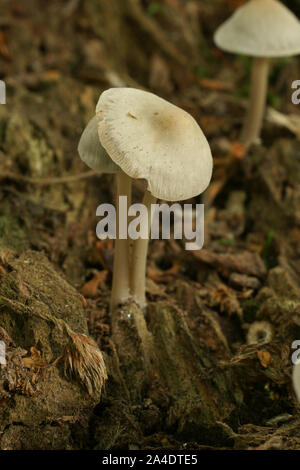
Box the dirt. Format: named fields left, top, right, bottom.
left=0, top=0, right=300, bottom=450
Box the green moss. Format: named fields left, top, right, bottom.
left=267, top=91, right=281, bottom=109
left=216, top=237, right=235, bottom=246
left=147, top=2, right=162, bottom=15
left=0, top=204, right=29, bottom=252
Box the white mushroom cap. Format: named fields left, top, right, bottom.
left=214, top=0, right=300, bottom=58
left=78, top=115, right=118, bottom=173
left=96, top=88, right=213, bottom=201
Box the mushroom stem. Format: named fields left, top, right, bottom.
left=131, top=190, right=157, bottom=310
left=240, top=57, right=269, bottom=148
left=110, top=170, right=132, bottom=312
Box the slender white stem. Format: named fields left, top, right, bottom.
left=241, top=57, right=269, bottom=148
left=110, top=171, right=132, bottom=312
left=130, top=190, right=157, bottom=310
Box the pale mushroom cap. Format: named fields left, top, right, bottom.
left=96, top=88, right=213, bottom=201
left=214, top=0, right=300, bottom=58
left=78, top=115, right=118, bottom=173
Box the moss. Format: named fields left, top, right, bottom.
left=0, top=203, right=29, bottom=252
left=216, top=237, right=235, bottom=247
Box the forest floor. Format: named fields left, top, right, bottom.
left=0, top=0, right=300, bottom=450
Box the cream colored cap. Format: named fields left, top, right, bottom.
left=78, top=115, right=118, bottom=173
left=96, top=88, right=213, bottom=201
left=214, top=0, right=300, bottom=58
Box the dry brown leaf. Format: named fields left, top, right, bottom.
left=147, top=260, right=180, bottom=283
left=81, top=270, right=108, bottom=298
left=0, top=249, right=12, bottom=266
left=230, top=141, right=246, bottom=160
left=199, top=78, right=233, bottom=92
left=22, top=347, right=47, bottom=369
left=0, top=32, right=10, bottom=60
left=0, top=265, right=6, bottom=277
left=257, top=350, right=271, bottom=368
left=194, top=249, right=266, bottom=278
left=207, top=284, right=242, bottom=317
left=80, top=294, right=88, bottom=308
left=42, top=69, right=61, bottom=82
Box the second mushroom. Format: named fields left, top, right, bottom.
left=214, top=0, right=300, bottom=148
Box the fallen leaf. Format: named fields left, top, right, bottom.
left=193, top=249, right=266, bottom=278
left=199, top=78, right=233, bottom=92
left=161, top=437, right=169, bottom=446
left=147, top=260, right=180, bottom=283
left=0, top=265, right=6, bottom=277
left=0, top=32, right=10, bottom=60
left=207, top=284, right=242, bottom=317
left=257, top=350, right=271, bottom=368
left=42, top=69, right=61, bottom=82
left=229, top=272, right=261, bottom=290
left=80, top=294, right=87, bottom=308
left=230, top=141, right=246, bottom=160
left=22, top=347, right=47, bottom=369
left=0, top=249, right=12, bottom=266
left=81, top=270, right=108, bottom=298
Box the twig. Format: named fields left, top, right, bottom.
left=126, top=0, right=188, bottom=66
left=0, top=170, right=98, bottom=185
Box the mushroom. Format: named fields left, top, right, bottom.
left=78, top=115, right=119, bottom=174
left=78, top=114, right=131, bottom=313
left=214, top=0, right=300, bottom=148
left=79, top=87, right=213, bottom=311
